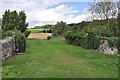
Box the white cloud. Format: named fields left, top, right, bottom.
left=60, top=14, right=92, bottom=24
left=0, top=0, right=91, bottom=28
left=82, top=8, right=89, bottom=14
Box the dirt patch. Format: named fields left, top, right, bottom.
left=28, top=33, right=52, bottom=39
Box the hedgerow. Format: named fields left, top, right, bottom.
left=64, top=31, right=119, bottom=50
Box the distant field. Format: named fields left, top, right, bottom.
left=28, top=28, right=48, bottom=33
left=2, top=40, right=118, bottom=78
left=28, top=33, right=52, bottom=39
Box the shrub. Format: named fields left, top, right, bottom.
left=47, top=29, right=52, bottom=33
left=42, top=29, right=46, bottom=33
left=87, top=32, right=96, bottom=49
left=117, top=37, right=120, bottom=54
left=82, top=20, right=117, bottom=37
left=38, top=31, right=42, bottom=33
left=65, top=31, right=119, bottom=51
left=93, top=36, right=101, bottom=49
left=79, top=36, right=88, bottom=48
left=4, top=30, right=26, bottom=41
left=1, top=30, right=6, bottom=39
left=65, top=31, right=88, bottom=48
left=4, top=30, right=13, bottom=37
left=47, top=36, right=51, bottom=40
left=24, top=30, right=31, bottom=37
left=4, top=30, right=26, bottom=52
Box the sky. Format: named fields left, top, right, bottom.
left=0, top=0, right=93, bottom=28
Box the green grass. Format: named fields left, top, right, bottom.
left=2, top=39, right=118, bottom=78
left=28, top=28, right=48, bottom=33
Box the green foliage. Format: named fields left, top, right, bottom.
left=65, top=31, right=119, bottom=50
left=47, top=36, right=51, bottom=40
left=82, top=19, right=118, bottom=37
left=52, top=21, right=66, bottom=36
left=2, top=10, right=28, bottom=33
left=24, top=30, right=31, bottom=37
left=15, top=30, right=26, bottom=41
left=65, top=19, right=118, bottom=38
left=4, top=30, right=13, bottom=37
left=67, top=21, right=90, bottom=32
left=64, top=31, right=88, bottom=48
left=117, top=37, right=120, bottom=53
left=47, top=29, right=52, bottom=33
left=87, top=32, right=96, bottom=49
left=4, top=30, right=26, bottom=41
left=42, top=29, right=46, bottom=33
left=118, top=13, right=120, bottom=36
left=18, top=11, right=28, bottom=33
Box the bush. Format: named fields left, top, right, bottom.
left=47, top=29, right=52, bottom=33
left=42, top=29, right=46, bottom=33
left=65, top=31, right=119, bottom=50
left=65, top=31, right=88, bottom=48
left=93, top=36, right=101, bottom=49
left=24, top=30, right=31, bottom=37
left=117, top=37, right=120, bottom=54
left=47, top=36, right=51, bottom=40
left=4, top=30, right=26, bottom=41
left=4, top=30, right=13, bottom=37
left=87, top=32, right=96, bottom=49
left=4, top=30, right=26, bottom=52
left=82, top=19, right=117, bottom=37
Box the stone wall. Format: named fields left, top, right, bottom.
left=50, top=36, right=66, bottom=40
left=98, top=40, right=118, bottom=55
left=0, top=34, right=16, bottom=61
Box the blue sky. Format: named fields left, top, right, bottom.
left=0, top=0, right=92, bottom=28
left=47, top=2, right=91, bottom=15
left=61, top=2, right=91, bottom=14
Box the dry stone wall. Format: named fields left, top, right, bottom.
left=0, top=36, right=16, bottom=61
left=98, top=40, right=118, bottom=55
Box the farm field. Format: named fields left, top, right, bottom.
left=2, top=39, right=118, bottom=78
left=28, top=33, right=52, bottom=39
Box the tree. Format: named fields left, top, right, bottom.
left=117, top=0, right=120, bottom=36
left=2, top=10, right=28, bottom=33
left=18, top=11, right=28, bottom=33
left=2, top=10, right=11, bottom=31
left=88, top=1, right=117, bottom=20
left=53, top=21, right=66, bottom=36
left=117, top=0, right=120, bottom=54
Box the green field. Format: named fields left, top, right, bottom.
left=28, top=28, right=48, bottom=33
left=2, top=40, right=118, bottom=78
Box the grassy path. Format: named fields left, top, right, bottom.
left=2, top=39, right=118, bottom=78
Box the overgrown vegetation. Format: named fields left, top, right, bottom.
left=1, top=10, right=29, bottom=40
left=48, top=1, right=119, bottom=53
left=2, top=10, right=28, bottom=33
left=65, top=31, right=119, bottom=50
left=52, top=21, right=66, bottom=36
left=50, top=17, right=119, bottom=52
left=3, top=30, right=26, bottom=41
